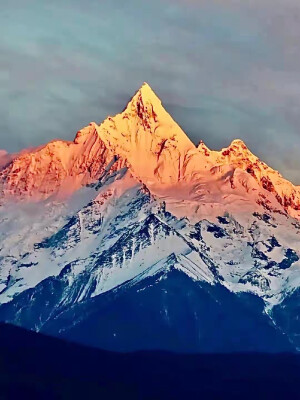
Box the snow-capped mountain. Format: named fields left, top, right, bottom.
left=0, top=83, right=299, bottom=352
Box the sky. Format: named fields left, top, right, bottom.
left=1, top=0, right=300, bottom=183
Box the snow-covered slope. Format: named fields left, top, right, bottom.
left=0, top=83, right=299, bottom=352
left=0, top=125, right=125, bottom=202
left=198, top=138, right=300, bottom=219
left=2, top=83, right=300, bottom=217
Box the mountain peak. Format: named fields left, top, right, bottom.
left=230, top=139, right=248, bottom=149
left=127, top=82, right=162, bottom=117
left=139, top=82, right=158, bottom=98
left=94, top=83, right=195, bottom=186
left=219, top=138, right=252, bottom=158
left=2, top=83, right=300, bottom=219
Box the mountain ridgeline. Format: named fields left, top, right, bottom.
left=0, top=83, right=299, bottom=353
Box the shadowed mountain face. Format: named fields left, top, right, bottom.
left=0, top=323, right=299, bottom=400
left=0, top=269, right=294, bottom=353
left=0, top=84, right=299, bottom=355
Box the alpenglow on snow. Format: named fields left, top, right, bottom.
left=0, top=83, right=299, bottom=352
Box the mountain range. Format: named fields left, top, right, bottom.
left=0, top=83, right=299, bottom=352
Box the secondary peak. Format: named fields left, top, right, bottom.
left=230, top=139, right=248, bottom=149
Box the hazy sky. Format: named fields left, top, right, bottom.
left=1, top=0, right=300, bottom=183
